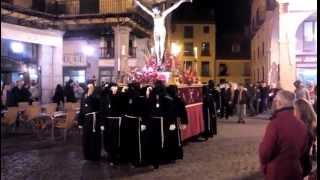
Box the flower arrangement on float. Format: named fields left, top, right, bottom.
left=128, top=52, right=198, bottom=85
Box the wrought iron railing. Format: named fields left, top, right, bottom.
left=100, top=47, right=115, bottom=59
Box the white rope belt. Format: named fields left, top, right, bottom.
left=106, top=117, right=122, bottom=147
left=85, top=112, right=98, bottom=133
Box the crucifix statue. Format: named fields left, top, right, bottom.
left=135, top=0, right=192, bottom=66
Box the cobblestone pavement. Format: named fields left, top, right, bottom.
left=1, top=117, right=269, bottom=180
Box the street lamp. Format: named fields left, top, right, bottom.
left=171, top=42, right=181, bottom=56
left=82, top=45, right=95, bottom=56
left=11, top=41, right=24, bottom=53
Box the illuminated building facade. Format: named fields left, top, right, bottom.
left=1, top=0, right=152, bottom=102
left=250, top=0, right=317, bottom=90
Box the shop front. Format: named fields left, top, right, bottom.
left=63, top=53, right=87, bottom=85
left=1, top=38, right=40, bottom=85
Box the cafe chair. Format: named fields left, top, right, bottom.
left=54, top=110, right=77, bottom=141
left=1, top=107, right=18, bottom=134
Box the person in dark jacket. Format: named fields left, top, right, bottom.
left=259, top=90, right=310, bottom=180
left=21, top=84, right=31, bottom=104
left=64, top=80, right=76, bottom=103
left=224, top=83, right=233, bottom=119
left=260, top=82, right=268, bottom=113
left=52, top=84, right=64, bottom=110
left=247, top=83, right=256, bottom=116
left=233, top=84, right=247, bottom=123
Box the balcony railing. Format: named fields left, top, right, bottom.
left=100, top=47, right=115, bottom=59
left=201, top=51, right=211, bottom=56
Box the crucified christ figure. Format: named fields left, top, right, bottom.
left=135, top=0, right=192, bottom=66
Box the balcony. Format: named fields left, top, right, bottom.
left=201, top=51, right=211, bottom=57
left=1, top=0, right=152, bottom=35
left=129, top=47, right=136, bottom=58
left=100, top=47, right=114, bottom=59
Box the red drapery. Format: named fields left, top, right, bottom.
left=178, top=85, right=204, bottom=140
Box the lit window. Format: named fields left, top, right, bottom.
left=184, top=42, right=194, bottom=56
left=201, top=62, right=210, bottom=77
left=304, top=21, right=314, bottom=42
left=201, top=42, right=210, bottom=56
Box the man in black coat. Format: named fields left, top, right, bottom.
left=233, top=84, right=248, bottom=124
left=64, top=80, right=76, bottom=103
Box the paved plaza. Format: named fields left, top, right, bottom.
left=1, top=117, right=271, bottom=180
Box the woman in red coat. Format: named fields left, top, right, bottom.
left=259, top=90, right=309, bottom=180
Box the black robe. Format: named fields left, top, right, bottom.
left=202, top=86, right=217, bottom=137
left=145, top=91, right=180, bottom=165
left=78, top=90, right=102, bottom=161
left=120, top=88, right=148, bottom=165
left=102, top=90, right=125, bottom=163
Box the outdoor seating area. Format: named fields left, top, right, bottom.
left=1, top=102, right=81, bottom=141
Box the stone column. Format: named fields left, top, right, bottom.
left=278, top=2, right=296, bottom=91
left=112, top=26, right=131, bottom=83
left=38, top=42, right=63, bottom=104
left=135, top=38, right=149, bottom=68
left=39, top=45, right=54, bottom=104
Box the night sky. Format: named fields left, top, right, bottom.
left=172, top=0, right=250, bottom=34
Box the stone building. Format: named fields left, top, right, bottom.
left=215, top=32, right=251, bottom=84
left=250, top=0, right=317, bottom=90
left=168, top=3, right=216, bottom=83
left=1, top=0, right=153, bottom=103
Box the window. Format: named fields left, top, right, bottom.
left=80, top=0, right=99, bottom=14
left=99, top=68, right=114, bottom=85
left=184, top=42, right=194, bottom=56
left=303, top=21, right=317, bottom=51
left=185, top=61, right=193, bottom=70
left=184, top=26, right=193, bottom=38
left=232, top=43, right=240, bottom=53
left=257, top=47, right=260, bottom=58
left=201, top=42, right=210, bottom=56
left=219, top=64, right=228, bottom=76
left=243, top=63, right=251, bottom=76
left=203, top=26, right=210, bottom=33
left=171, top=24, right=176, bottom=33
left=257, top=69, right=259, bottom=81
left=201, top=62, right=210, bottom=77
left=262, top=42, right=264, bottom=56
left=304, top=21, right=314, bottom=42
left=262, top=66, right=264, bottom=81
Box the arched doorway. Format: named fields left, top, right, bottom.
left=294, top=12, right=317, bottom=84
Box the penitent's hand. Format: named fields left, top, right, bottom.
left=180, top=124, right=187, bottom=130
